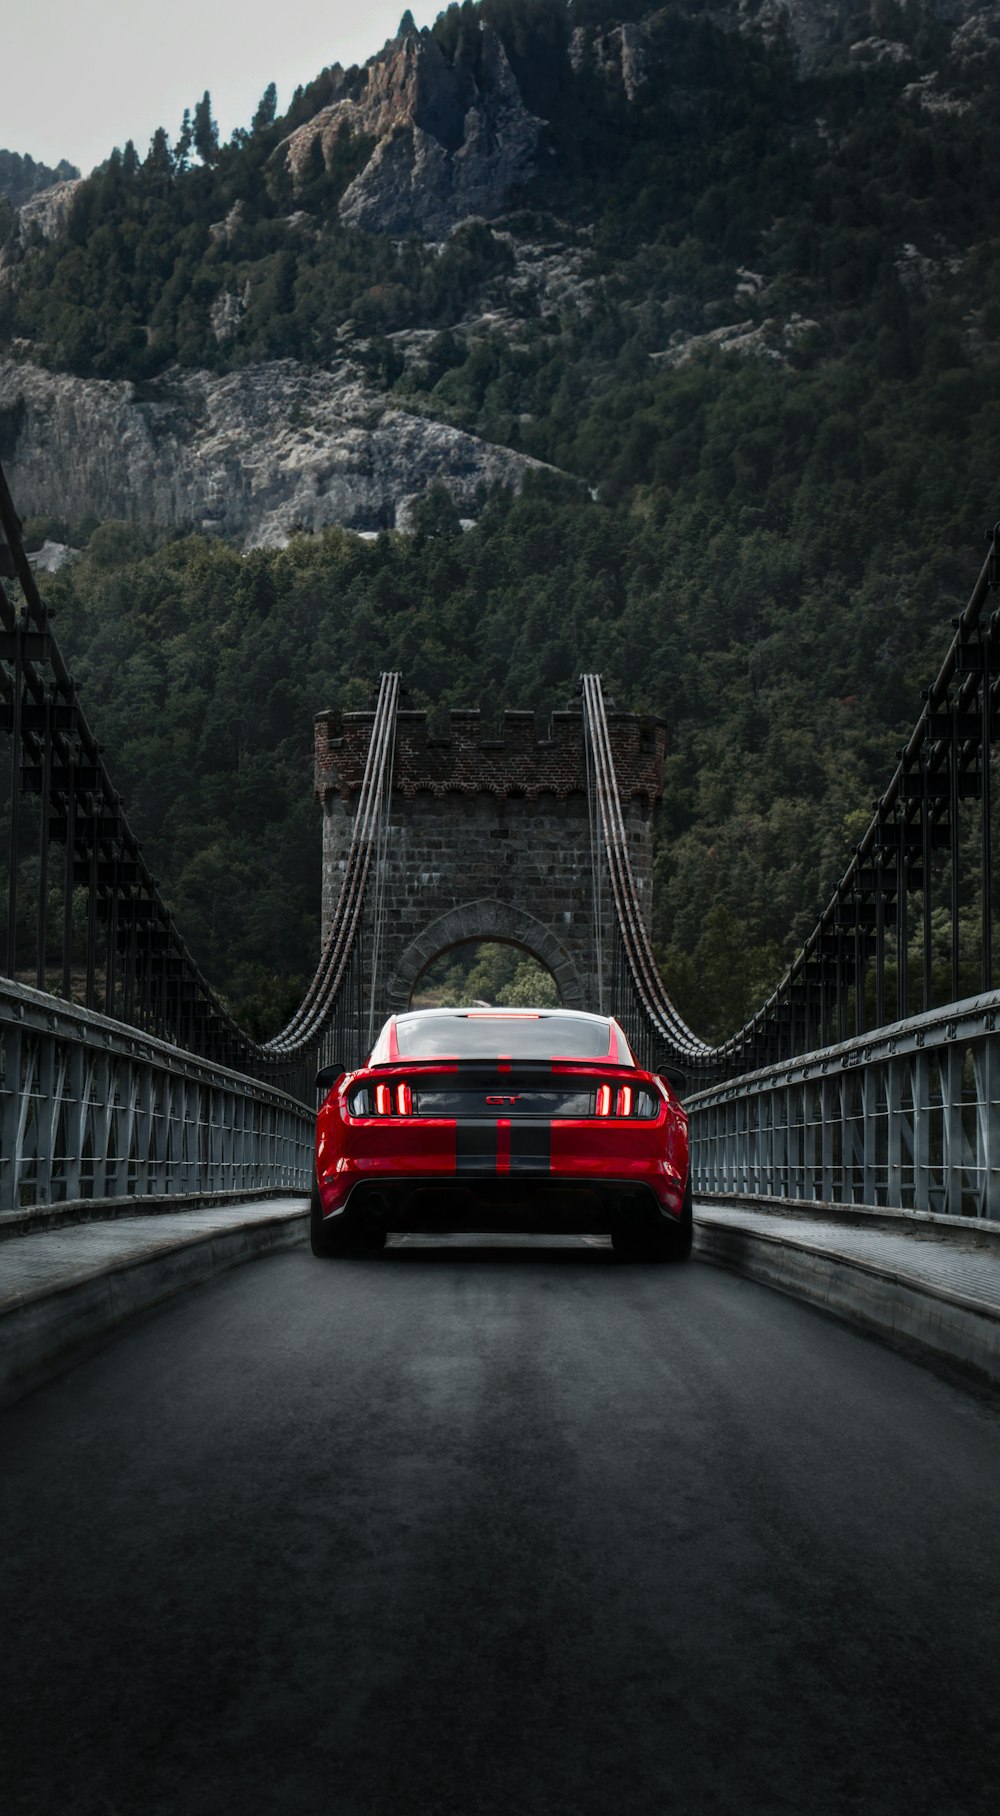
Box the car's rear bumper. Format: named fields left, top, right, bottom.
left=318, top=1170, right=686, bottom=1234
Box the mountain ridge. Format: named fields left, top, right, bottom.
left=5, top=0, right=1000, bottom=540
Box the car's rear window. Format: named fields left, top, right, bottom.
left=392, top=1012, right=621, bottom=1061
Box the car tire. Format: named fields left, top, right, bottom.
left=310, top=1176, right=343, bottom=1257
left=310, top=1178, right=387, bottom=1259
left=612, top=1180, right=693, bottom=1263
left=657, top=1176, right=694, bottom=1262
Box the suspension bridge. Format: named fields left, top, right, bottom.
left=6, top=457, right=1000, bottom=1814
left=1, top=456, right=999, bottom=1220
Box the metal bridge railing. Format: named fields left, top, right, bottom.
left=687, top=991, right=1000, bottom=1220
left=0, top=977, right=311, bottom=1211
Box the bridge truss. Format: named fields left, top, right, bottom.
left=3, top=451, right=1000, bottom=1218
left=583, top=518, right=1000, bottom=1085
left=0, top=464, right=402, bottom=1205
left=580, top=527, right=1000, bottom=1215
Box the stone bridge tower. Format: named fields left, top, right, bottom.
left=314, top=702, right=665, bottom=1014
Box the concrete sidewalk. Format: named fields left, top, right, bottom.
left=695, top=1199, right=1000, bottom=1390
left=0, top=1197, right=308, bottom=1407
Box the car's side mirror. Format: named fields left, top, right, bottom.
left=653, top=1054, right=687, bottom=1096
left=316, top=1062, right=346, bottom=1094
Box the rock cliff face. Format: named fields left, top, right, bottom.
left=0, top=358, right=552, bottom=547
left=0, top=176, right=84, bottom=280
left=569, top=21, right=652, bottom=99
left=705, top=0, right=1000, bottom=64
left=569, top=1, right=1000, bottom=74
left=281, top=23, right=543, bottom=237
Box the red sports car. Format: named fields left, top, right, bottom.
left=310, top=1007, right=691, bottom=1261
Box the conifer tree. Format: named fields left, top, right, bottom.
left=175, top=109, right=193, bottom=168
left=252, top=82, right=278, bottom=135
left=193, top=91, right=219, bottom=164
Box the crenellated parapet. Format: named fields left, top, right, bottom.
left=314, top=706, right=665, bottom=805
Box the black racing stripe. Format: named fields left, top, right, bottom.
left=448, top=1064, right=557, bottom=1090
left=455, top=1120, right=498, bottom=1174
left=509, top=1065, right=555, bottom=1088
left=509, top=1121, right=551, bottom=1174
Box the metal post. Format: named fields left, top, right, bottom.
left=6, top=620, right=22, bottom=977
left=950, top=701, right=961, bottom=1005
left=36, top=691, right=53, bottom=992
left=922, top=768, right=933, bottom=1011
left=62, top=760, right=75, bottom=1002
left=85, top=810, right=98, bottom=1010
left=897, top=835, right=908, bottom=1019
left=874, top=870, right=886, bottom=1031
left=982, top=619, right=993, bottom=993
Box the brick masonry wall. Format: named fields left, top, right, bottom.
left=315, top=706, right=663, bottom=1010
left=314, top=707, right=665, bottom=802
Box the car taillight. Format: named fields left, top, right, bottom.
left=594, top=1083, right=658, bottom=1119
left=347, top=1081, right=413, bottom=1117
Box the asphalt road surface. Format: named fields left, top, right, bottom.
left=4, top=1237, right=1000, bottom=1816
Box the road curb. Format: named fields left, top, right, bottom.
left=695, top=1190, right=1000, bottom=1248
left=0, top=1209, right=307, bottom=1410
left=0, top=1186, right=307, bottom=1241
left=694, top=1216, right=1000, bottom=1390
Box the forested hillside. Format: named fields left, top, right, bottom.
left=5, top=0, right=1000, bottom=1037
left=0, top=149, right=78, bottom=211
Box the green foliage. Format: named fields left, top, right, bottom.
left=0, top=110, right=515, bottom=378
left=193, top=93, right=220, bottom=166
left=0, top=149, right=79, bottom=208
left=659, top=907, right=782, bottom=1047
left=252, top=84, right=278, bottom=137
left=40, top=428, right=983, bottom=1037
left=413, top=941, right=560, bottom=1007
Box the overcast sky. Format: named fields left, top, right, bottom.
left=6, top=1, right=434, bottom=176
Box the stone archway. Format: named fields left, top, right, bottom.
left=386, top=899, right=586, bottom=1015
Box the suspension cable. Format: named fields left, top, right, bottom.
left=581, top=673, right=710, bottom=1065
left=366, top=690, right=398, bottom=1050
left=584, top=701, right=605, bottom=1012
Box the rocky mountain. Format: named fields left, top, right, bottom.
left=0, top=149, right=79, bottom=211
left=0, top=355, right=549, bottom=546
left=3, top=0, right=1000, bottom=550
left=283, top=22, right=543, bottom=238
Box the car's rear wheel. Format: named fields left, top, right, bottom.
left=611, top=1179, right=693, bottom=1263
left=658, top=1176, right=694, bottom=1262
left=310, top=1179, right=387, bottom=1259
left=310, top=1176, right=342, bottom=1257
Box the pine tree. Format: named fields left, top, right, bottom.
left=193, top=91, right=219, bottom=165
left=175, top=109, right=193, bottom=168
left=252, top=82, right=278, bottom=135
